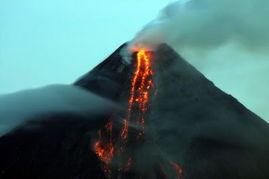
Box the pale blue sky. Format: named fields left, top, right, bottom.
left=0, top=0, right=178, bottom=94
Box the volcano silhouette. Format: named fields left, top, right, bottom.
left=0, top=44, right=268, bottom=179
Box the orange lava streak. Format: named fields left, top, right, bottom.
left=121, top=50, right=153, bottom=139
left=94, top=49, right=154, bottom=177
left=120, top=119, right=129, bottom=140
left=94, top=121, right=115, bottom=165
left=94, top=140, right=114, bottom=164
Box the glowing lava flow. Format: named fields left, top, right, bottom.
left=94, top=50, right=154, bottom=178
left=94, top=49, right=183, bottom=179
left=121, top=50, right=153, bottom=139
left=94, top=121, right=115, bottom=177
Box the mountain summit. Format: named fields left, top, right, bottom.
left=0, top=43, right=268, bottom=179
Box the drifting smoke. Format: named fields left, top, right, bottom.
left=0, top=85, right=117, bottom=136
left=129, top=0, right=269, bottom=53
left=128, top=0, right=269, bottom=122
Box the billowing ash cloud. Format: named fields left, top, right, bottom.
left=129, top=0, right=269, bottom=53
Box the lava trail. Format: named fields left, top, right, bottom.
left=93, top=49, right=183, bottom=179
left=121, top=50, right=153, bottom=139
left=94, top=49, right=154, bottom=178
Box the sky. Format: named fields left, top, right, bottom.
left=0, top=0, right=177, bottom=93
left=0, top=0, right=268, bottom=122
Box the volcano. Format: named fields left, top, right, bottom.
left=0, top=43, right=269, bottom=179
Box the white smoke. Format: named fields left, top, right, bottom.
left=129, top=0, right=269, bottom=53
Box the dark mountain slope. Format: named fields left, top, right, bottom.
left=0, top=43, right=268, bottom=179
left=148, top=44, right=269, bottom=179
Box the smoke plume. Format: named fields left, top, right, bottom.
left=129, top=0, right=269, bottom=53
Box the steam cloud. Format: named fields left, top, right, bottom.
left=129, top=0, right=269, bottom=53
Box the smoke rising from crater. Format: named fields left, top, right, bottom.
left=128, top=0, right=269, bottom=122
left=129, top=0, right=269, bottom=53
